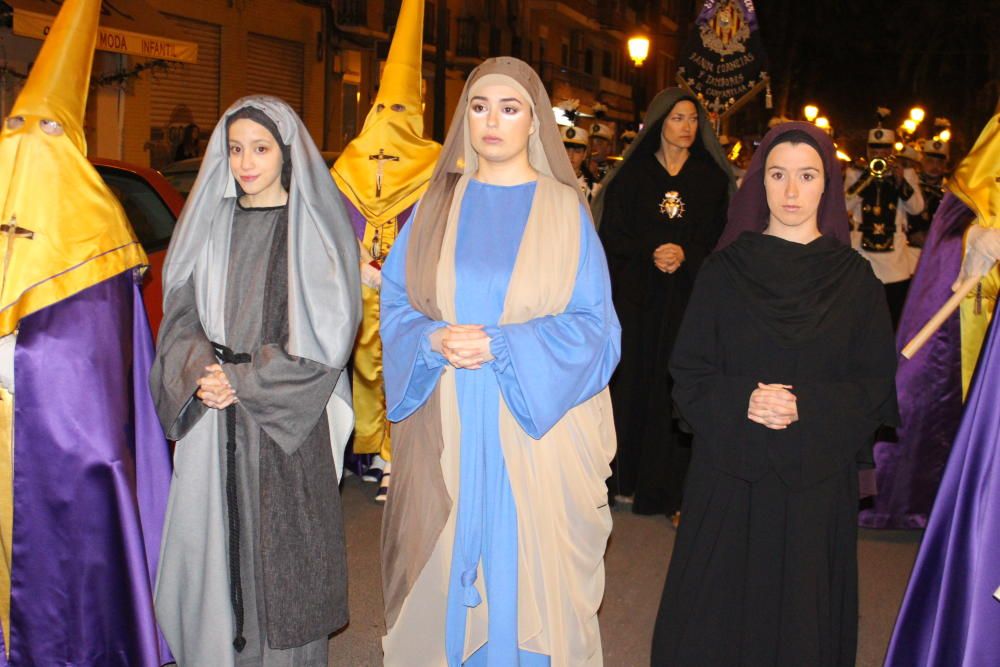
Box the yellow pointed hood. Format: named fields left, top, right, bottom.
left=10, top=0, right=98, bottom=154
left=332, top=0, right=441, bottom=224
left=0, top=0, right=146, bottom=336
left=950, top=113, right=1000, bottom=229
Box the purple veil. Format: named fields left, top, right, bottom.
left=716, top=122, right=850, bottom=250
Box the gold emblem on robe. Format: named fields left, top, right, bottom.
left=659, top=191, right=685, bottom=219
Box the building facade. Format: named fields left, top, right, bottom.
left=0, top=0, right=688, bottom=167
left=332, top=0, right=689, bottom=152
left=3, top=0, right=326, bottom=168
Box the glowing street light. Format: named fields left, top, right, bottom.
left=894, top=141, right=905, bottom=151
left=803, top=105, right=819, bottom=122
left=628, top=36, right=650, bottom=67
left=902, top=118, right=918, bottom=134
left=909, top=107, right=926, bottom=123
left=815, top=116, right=830, bottom=130
left=940, top=128, right=952, bottom=142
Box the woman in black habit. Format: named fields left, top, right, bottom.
left=651, top=122, right=897, bottom=666
left=593, top=88, right=735, bottom=516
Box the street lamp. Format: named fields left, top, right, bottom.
left=628, top=36, right=650, bottom=67
left=909, top=106, right=926, bottom=123
left=627, top=36, right=650, bottom=126
left=940, top=129, right=952, bottom=142
left=902, top=118, right=918, bottom=135
left=815, top=116, right=830, bottom=130
left=803, top=105, right=819, bottom=122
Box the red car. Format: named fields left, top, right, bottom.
left=91, top=158, right=185, bottom=338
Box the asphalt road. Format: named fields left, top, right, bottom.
left=327, top=475, right=920, bottom=666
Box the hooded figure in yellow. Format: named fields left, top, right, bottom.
left=952, top=113, right=1000, bottom=393
left=332, top=0, right=441, bottom=498
left=0, top=0, right=172, bottom=662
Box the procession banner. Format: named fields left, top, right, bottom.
left=676, top=0, right=769, bottom=122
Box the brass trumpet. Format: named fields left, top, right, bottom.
left=868, top=155, right=895, bottom=178
left=847, top=155, right=896, bottom=195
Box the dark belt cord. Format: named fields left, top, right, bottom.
left=211, top=341, right=252, bottom=652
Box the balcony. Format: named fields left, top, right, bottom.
left=599, top=76, right=632, bottom=99
left=539, top=61, right=598, bottom=93
left=456, top=16, right=479, bottom=58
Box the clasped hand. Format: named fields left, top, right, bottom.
left=747, top=382, right=798, bottom=430
left=197, top=363, right=237, bottom=410
left=653, top=243, right=685, bottom=273
left=430, top=324, right=494, bottom=370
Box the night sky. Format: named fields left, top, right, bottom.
left=727, top=0, right=997, bottom=156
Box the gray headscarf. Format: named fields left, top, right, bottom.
left=161, top=94, right=361, bottom=463
left=591, top=87, right=736, bottom=228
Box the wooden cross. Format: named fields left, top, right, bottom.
left=1, top=215, right=34, bottom=301
left=368, top=148, right=400, bottom=198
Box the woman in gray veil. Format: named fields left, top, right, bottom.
left=149, top=95, right=360, bottom=666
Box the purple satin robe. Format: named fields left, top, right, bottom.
left=885, top=262, right=1000, bottom=665
left=3, top=270, right=171, bottom=666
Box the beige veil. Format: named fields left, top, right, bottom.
left=404, top=57, right=586, bottom=314
left=383, top=57, right=614, bottom=667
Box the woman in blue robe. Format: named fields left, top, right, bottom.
left=378, top=58, right=620, bottom=667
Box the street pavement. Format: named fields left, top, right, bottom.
left=328, top=475, right=920, bottom=666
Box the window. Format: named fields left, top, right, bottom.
left=342, top=82, right=360, bottom=149
left=424, top=2, right=436, bottom=44
left=602, top=49, right=612, bottom=77
left=457, top=17, right=479, bottom=57
left=584, top=48, right=594, bottom=74
left=383, top=0, right=401, bottom=32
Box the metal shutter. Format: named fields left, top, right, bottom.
left=149, top=15, right=221, bottom=133
left=246, top=33, right=304, bottom=115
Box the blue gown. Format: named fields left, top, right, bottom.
left=380, top=179, right=620, bottom=666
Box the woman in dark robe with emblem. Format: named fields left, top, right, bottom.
left=593, top=88, right=735, bottom=517
left=651, top=123, right=897, bottom=666
left=149, top=96, right=361, bottom=666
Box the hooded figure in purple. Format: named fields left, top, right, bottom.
left=0, top=0, right=171, bottom=663
left=857, top=193, right=974, bottom=529
left=884, top=111, right=1000, bottom=666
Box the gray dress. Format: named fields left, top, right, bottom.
left=152, top=203, right=347, bottom=666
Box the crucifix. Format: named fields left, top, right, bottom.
left=368, top=148, right=400, bottom=199
left=1, top=215, right=34, bottom=301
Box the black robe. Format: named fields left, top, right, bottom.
left=599, top=150, right=729, bottom=514
left=651, top=232, right=897, bottom=667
